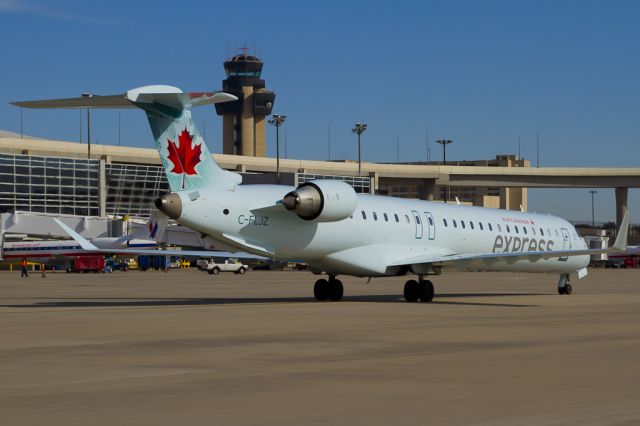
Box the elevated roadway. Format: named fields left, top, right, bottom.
left=2, top=136, right=638, bottom=225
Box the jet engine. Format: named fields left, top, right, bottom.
left=282, top=180, right=358, bottom=222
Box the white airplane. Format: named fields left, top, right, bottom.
left=1, top=212, right=167, bottom=264
left=13, top=86, right=630, bottom=301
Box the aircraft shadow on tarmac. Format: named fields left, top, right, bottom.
left=2, top=293, right=541, bottom=309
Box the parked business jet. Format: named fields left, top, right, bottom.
left=13, top=86, right=629, bottom=302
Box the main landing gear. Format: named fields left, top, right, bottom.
left=557, top=273, right=573, bottom=295
left=404, top=279, right=435, bottom=303
left=314, top=276, right=344, bottom=301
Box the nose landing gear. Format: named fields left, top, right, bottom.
left=404, top=278, right=434, bottom=303
left=557, top=273, right=573, bottom=295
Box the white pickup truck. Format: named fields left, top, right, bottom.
left=206, top=259, right=248, bottom=275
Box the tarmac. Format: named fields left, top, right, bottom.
left=0, top=268, right=639, bottom=425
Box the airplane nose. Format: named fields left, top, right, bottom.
left=155, top=193, right=182, bottom=219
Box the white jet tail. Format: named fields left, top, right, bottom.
left=12, top=85, right=241, bottom=192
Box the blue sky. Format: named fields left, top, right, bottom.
left=1, top=0, right=638, bottom=222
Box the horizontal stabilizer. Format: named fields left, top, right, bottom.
left=12, top=95, right=135, bottom=109
left=12, top=86, right=237, bottom=110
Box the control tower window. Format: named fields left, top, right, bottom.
left=226, top=71, right=262, bottom=78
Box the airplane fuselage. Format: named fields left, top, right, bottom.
left=2, top=238, right=157, bottom=264
left=173, top=185, right=590, bottom=277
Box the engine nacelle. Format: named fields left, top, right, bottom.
left=282, top=180, right=358, bottom=222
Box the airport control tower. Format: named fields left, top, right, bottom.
left=215, top=51, right=276, bottom=157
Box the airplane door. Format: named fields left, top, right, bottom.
left=561, top=228, right=571, bottom=250
left=411, top=210, right=423, bottom=239
left=424, top=212, right=436, bottom=240
left=559, top=228, right=571, bottom=261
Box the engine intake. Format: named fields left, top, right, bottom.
left=282, top=180, right=358, bottom=222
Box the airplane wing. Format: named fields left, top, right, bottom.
left=389, top=212, right=629, bottom=269
left=53, top=219, right=266, bottom=260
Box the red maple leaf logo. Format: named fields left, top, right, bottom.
left=167, top=128, right=202, bottom=189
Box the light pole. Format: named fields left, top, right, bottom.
left=436, top=139, right=453, bottom=203
left=589, top=190, right=598, bottom=227
left=352, top=123, right=367, bottom=175
left=81, top=93, right=93, bottom=159
left=268, top=114, right=286, bottom=184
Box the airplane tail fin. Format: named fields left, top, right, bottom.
left=130, top=211, right=168, bottom=242
left=12, top=85, right=241, bottom=192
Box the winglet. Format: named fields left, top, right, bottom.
left=612, top=211, right=630, bottom=252
left=54, top=219, right=98, bottom=250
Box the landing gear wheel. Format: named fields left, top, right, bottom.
left=328, top=279, right=344, bottom=301
left=557, top=273, right=571, bottom=295
left=404, top=280, right=420, bottom=302
left=314, top=279, right=329, bottom=301
left=419, top=280, right=435, bottom=303
left=558, top=284, right=573, bottom=295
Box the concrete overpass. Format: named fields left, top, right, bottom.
left=2, top=136, right=639, bottom=225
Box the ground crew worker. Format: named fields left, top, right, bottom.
left=21, top=257, right=28, bottom=278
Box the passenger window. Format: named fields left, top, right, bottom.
left=497, top=224, right=502, bottom=232
left=428, top=216, right=434, bottom=226
left=394, top=214, right=399, bottom=222
left=461, top=220, right=466, bottom=229
left=506, top=225, right=510, bottom=233
left=488, top=223, right=493, bottom=231
left=540, top=228, right=544, bottom=236
left=405, top=215, right=410, bottom=223
left=470, top=221, right=474, bottom=230
left=479, top=222, right=483, bottom=230
left=443, top=218, right=448, bottom=227
left=453, top=219, right=457, bottom=228
left=361, top=211, right=366, bottom=220
left=515, top=225, right=519, bottom=234
left=416, top=216, right=421, bottom=224
left=373, top=212, right=378, bottom=221
left=523, top=227, right=527, bottom=235
left=383, top=213, right=389, bottom=222
left=532, top=227, right=536, bottom=235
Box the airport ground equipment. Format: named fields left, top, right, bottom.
left=206, top=259, right=248, bottom=275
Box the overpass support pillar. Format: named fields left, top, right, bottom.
left=615, top=187, right=628, bottom=228
left=417, top=179, right=436, bottom=201
left=500, top=187, right=528, bottom=211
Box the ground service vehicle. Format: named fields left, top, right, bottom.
left=67, top=256, right=105, bottom=273
left=207, top=259, right=248, bottom=275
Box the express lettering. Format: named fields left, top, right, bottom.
left=492, top=235, right=554, bottom=253
left=237, top=214, right=269, bottom=226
